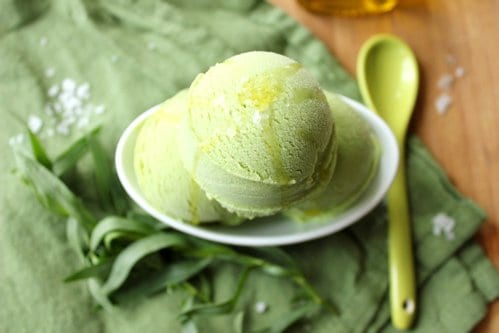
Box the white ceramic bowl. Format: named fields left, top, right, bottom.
left=115, top=95, right=398, bottom=247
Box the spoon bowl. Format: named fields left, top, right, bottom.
left=116, top=95, right=399, bottom=247
left=358, top=35, right=419, bottom=138
left=357, top=34, right=419, bottom=330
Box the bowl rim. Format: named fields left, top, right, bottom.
left=115, top=94, right=399, bottom=247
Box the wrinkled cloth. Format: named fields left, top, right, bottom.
left=0, top=0, right=497, bottom=332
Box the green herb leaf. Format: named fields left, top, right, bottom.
left=243, top=247, right=298, bottom=271
left=179, top=266, right=253, bottom=322
left=14, top=128, right=330, bottom=324
left=13, top=151, right=96, bottom=232
left=66, top=217, right=89, bottom=260
left=251, top=302, right=321, bottom=333
left=113, top=258, right=212, bottom=303
left=64, top=259, right=114, bottom=282
left=87, top=134, right=129, bottom=215
left=100, top=232, right=187, bottom=295
left=88, top=278, right=114, bottom=311
left=27, top=129, right=53, bottom=169
left=52, top=127, right=100, bottom=176
left=234, top=311, right=245, bottom=333
left=90, top=216, right=157, bottom=251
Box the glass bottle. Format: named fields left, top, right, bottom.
left=297, top=0, right=399, bottom=16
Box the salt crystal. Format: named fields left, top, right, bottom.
left=455, top=67, right=465, bottom=78
left=40, top=37, right=48, bottom=47
left=62, top=79, right=76, bottom=92
left=435, top=93, right=452, bottom=114
left=111, top=55, right=119, bottom=63
left=94, top=105, right=105, bottom=114
left=42, top=78, right=105, bottom=137
left=58, top=91, right=74, bottom=106
left=76, top=83, right=90, bottom=100
left=446, top=54, right=456, bottom=64
left=27, top=115, right=43, bottom=133
left=432, top=213, right=455, bottom=240
left=45, top=68, right=55, bottom=78
left=254, top=301, right=268, bottom=314
left=64, top=96, right=82, bottom=110
left=48, top=85, right=59, bottom=97
left=437, top=74, right=454, bottom=90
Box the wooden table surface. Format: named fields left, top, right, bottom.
left=269, top=0, right=499, bottom=331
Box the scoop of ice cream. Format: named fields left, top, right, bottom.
left=285, top=91, right=380, bottom=221
left=134, top=90, right=237, bottom=224
left=179, top=51, right=337, bottom=218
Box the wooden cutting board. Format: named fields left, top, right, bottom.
left=269, top=0, right=499, bottom=331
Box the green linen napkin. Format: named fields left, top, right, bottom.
left=1, top=1, right=497, bottom=332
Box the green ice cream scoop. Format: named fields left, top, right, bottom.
left=134, top=90, right=235, bottom=224
left=179, top=51, right=337, bottom=218
left=286, top=91, right=380, bottom=221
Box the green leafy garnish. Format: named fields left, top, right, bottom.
left=12, top=129, right=331, bottom=332
left=52, top=127, right=100, bottom=176
left=27, top=129, right=52, bottom=169
left=179, top=266, right=253, bottom=322
left=89, top=216, right=157, bottom=251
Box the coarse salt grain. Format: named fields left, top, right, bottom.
left=48, top=85, right=59, bottom=97
left=62, top=79, right=76, bottom=92
left=455, top=67, right=465, bottom=78
left=435, top=93, right=452, bottom=114
left=28, top=115, right=43, bottom=134
left=8, top=134, right=25, bottom=146
left=437, top=74, right=454, bottom=90
left=254, top=301, right=268, bottom=314
left=432, top=213, right=455, bottom=240
left=111, top=55, right=119, bottom=63
left=94, top=105, right=105, bottom=114
left=45, top=68, right=55, bottom=78
left=40, top=78, right=106, bottom=138
left=76, top=83, right=90, bottom=100
left=40, top=37, right=48, bottom=47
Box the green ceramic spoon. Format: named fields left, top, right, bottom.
left=357, top=34, right=419, bottom=330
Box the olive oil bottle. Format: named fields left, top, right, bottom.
left=297, top=0, right=398, bottom=16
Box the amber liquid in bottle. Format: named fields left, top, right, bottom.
left=297, top=0, right=398, bottom=15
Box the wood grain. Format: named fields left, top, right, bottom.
left=268, top=0, right=499, bottom=331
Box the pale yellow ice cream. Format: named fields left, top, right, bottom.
left=134, top=90, right=237, bottom=224
left=178, top=51, right=337, bottom=218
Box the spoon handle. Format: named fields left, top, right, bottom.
left=387, top=154, right=416, bottom=329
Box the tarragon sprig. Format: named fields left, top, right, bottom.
left=12, top=128, right=333, bottom=332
